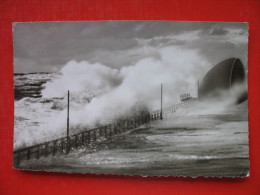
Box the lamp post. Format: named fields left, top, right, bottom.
left=160, top=83, right=163, bottom=120
left=66, top=90, right=70, bottom=154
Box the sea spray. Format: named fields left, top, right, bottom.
left=41, top=47, right=211, bottom=127
left=42, top=61, right=122, bottom=98
left=15, top=46, right=216, bottom=149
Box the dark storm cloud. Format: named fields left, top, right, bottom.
left=13, top=21, right=248, bottom=73
left=210, top=28, right=229, bottom=35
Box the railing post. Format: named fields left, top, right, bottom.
left=122, top=121, right=126, bottom=132
left=45, top=143, right=49, bottom=157
left=61, top=140, right=64, bottom=152
left=86, top=131, right=90, bottom=144
left=119, top=122, right=123, bottom=133
left=124, top=120, right=127, bottom=131
left=99, top=128, right=102, bottom=137
left=109, top=124, right=112, bottom=136
left=36, top=146, right=40, bottom=159
left=75, top=135, right=78, bottom=149
left=16, top=152, right=20, bottom=167
left=113, top=124, right=116, bottom=135
left=81, top=133, right=85, bottom=146
left=93, top=131, right=96, bottom=142
left=104, top=126, right=108, bottom=138
left=27, top=148, right=30, bottom=160
left=116, top=123, right=120, bottom=134
left=120, top=122, right=123, bottom=133
left=52, top=141, right=57, bottom=156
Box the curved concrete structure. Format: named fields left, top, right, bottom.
left=199, top=58, right=247, bottom=104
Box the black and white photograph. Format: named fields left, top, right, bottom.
left=13, top=21, right=249, bottom=177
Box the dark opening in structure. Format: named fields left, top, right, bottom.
left=198, top=58, right=247, bottom=104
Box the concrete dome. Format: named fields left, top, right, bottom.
left=198, top=58, right=247, bottom=104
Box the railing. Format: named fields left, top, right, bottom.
left=180, top=93, right=191, bottom=101
left=13, top=103, right=184, bottom=167
left=162, top=103, right=184, bottom=115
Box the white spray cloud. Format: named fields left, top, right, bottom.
left=41, top=46, right=210, bottom=131
left=42, top=60, right=122, bottom=98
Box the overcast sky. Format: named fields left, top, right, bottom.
left=13, top=21, right=248, bottom=73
